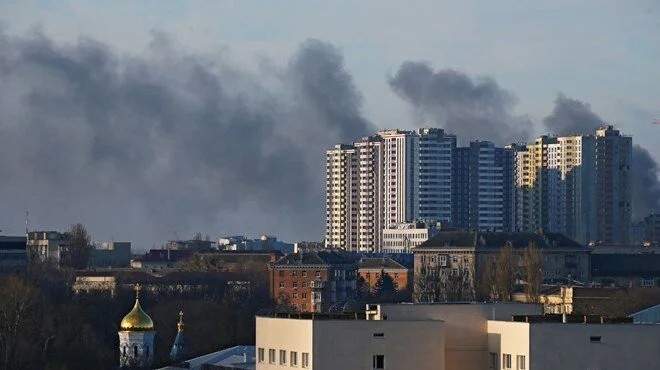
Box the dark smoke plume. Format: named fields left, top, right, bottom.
left=388, top=61, right=531, bottom=145
left=0, top=32, right=373, bottom=248
left=543, top=94, right=660, bottom=219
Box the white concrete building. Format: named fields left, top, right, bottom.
left=256, top=303, right=659, bottom=370
left=380, top=130, right=417, bottom=228
left=381, top=221, right=441, bottom=253
left=256, top=312, right=444, bottom=370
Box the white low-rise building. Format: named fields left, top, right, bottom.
left=382, top=221, right=441, bottom=253
left=256, top=302, right=659, bottom=370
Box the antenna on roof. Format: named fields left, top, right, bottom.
left=25, top=210, right=29, bottom=236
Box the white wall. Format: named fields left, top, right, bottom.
left=530, top=323, right=660, bottom=370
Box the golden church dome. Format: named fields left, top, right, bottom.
left=120, top=284, right=155, bottom=331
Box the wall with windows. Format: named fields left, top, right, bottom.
left=487, top=321, right=529, bottom=370
left=530, top=323, right=659, bottom=370
left=256, top=316, right=444, bottom=370
left=488, top=320, right=660, bottom=370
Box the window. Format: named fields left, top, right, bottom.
left=302, top=282, right=308, bottom=288
left=279, top=270, right=285, bottom=277
left=315, top=270, right=321, bottom=277
left=452, top=256, right=458, bottom=263
left=302, top=271, right=307, bottom=277
left=302, top=303, right=307, bottom=311
left=590, top=336, right=602, bottom=343
left=489, top=352, right=498, bottom=370
left=439, top=255, right=447, bottom=266
left=502, top=354, right=511, bottom=369
left=516, top=355, right=525, bottom=369
left=302, top=293, right=307, bottom=299
left=373, top=333, right=384, bottom=338
left=373, top=355, right=385, bottom=369
left=279, top=282, right=285, bottom=289
left=293, top=282, right=298, bottom=289
left=269, top=349, right=276, bottom=364
left=292, top=271, right=298, bottom=276
left=258, top=348, right=265, bottom=363
left=291, top=351, right=298, bottom=366
left=280, top=350, right=287, bottom=365
left=302, top=353, right=310, bottom=368
left=293, top=293, right=298, bottom=299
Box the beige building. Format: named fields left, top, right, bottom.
left=325, top=136, right=384, bottom=252
left=256, top=312, right=444, bottom=370
left=257, top=303, right=659, bottom=370
left=488, top=318, right=659, bottom=370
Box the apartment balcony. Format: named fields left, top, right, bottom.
left=310, top=280, right=326, bottom=289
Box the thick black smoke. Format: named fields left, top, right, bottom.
left=0, top=32, right=373, bottom=248
left=388, top=61, right=531, bottom=145
left=542, top=94, right=660, bottom=219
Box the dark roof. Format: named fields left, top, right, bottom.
left=591, top=254, right=660, bottom=277
left=358, top=257, right=409, bottom=270
left=417, top=231, right=585, bottom=250
left=75, top=270, right=243, bottom=283
left=0, top=236, right=26, bottom=251
left=140, top=249, right=195, bottom=262
left=271, top=250, right=359, bottom=267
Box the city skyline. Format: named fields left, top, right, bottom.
left=0, top=1, right=659, bottom=249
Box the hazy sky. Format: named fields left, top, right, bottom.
left=0, top=1, right=658, bottom=249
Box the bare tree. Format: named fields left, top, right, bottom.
left=414, top=262, right=474, bottom=303
left=494, top=245, right=515, bottom=301
left=523, top=243, right=543, bottom=303
left=477, top=257, right=496, bottom=301
left=67, top=223, right=91, bottom=270
left=414, top=265, right=441, bottom=303
left=0, top=277, right=39, bottom=370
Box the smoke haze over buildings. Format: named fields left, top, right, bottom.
left=0, top=30, right=657, bottom=248
left=388, top=61, right=532, bottom=145
left=0, top=31, right=373, bottom=247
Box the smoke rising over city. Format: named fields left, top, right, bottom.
left=0, top=30, right=658, bottom=247
left=0, top=31, right=373, bottom=247
left=388, top=61, right=532, bottom=145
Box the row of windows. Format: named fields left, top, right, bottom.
left=279, top=270, right=321, bottom=278
left=489, top=353, right=525, bottom=370
left=258, top=348, right=310, bottom=367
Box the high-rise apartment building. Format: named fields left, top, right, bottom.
left=595, top=125, right=632, bottom=244
left=415, top=128, right=456, bottom=224
left=453, top=141, right=514, bottom=231
left=380, top=130, right=417, bottom=228
left=325, top=137, right=384, bottom=252
left=513, top=126, right=629, bottom=244
left=325, top=144, right=357, bottom=250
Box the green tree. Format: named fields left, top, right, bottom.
left=372, top=269, right=398, bottom=301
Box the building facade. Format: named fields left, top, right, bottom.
left=256, top=303, right=659, bottom=370
left=357, top=257, right=412, bottom=293
left=413, top=231, right=591, bottom=300
left=268, top=251, right=358, bottom=313
left=26, top=230, right=69, bottom=267
left=595, top=125, right=632, bottom=244
left=453, top=141, right=514, bottom=232
left=381, top=221, right=440, bottom=253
